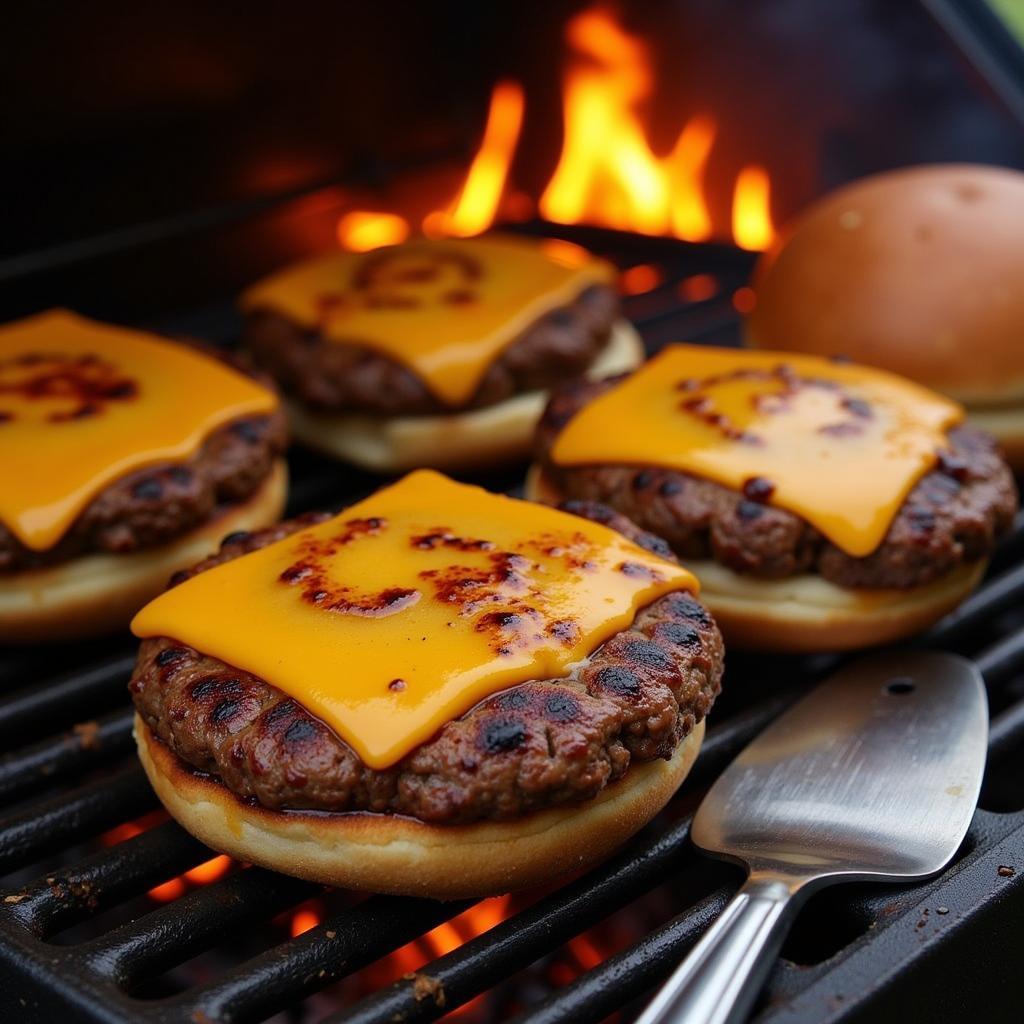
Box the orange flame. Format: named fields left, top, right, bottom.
left=438, top=81, right=525, bottom=237
left=333, top=5, right=776, bottom=250
left=732, top=166, right=774, bottom=250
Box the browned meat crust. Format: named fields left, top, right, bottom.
left=0, top=409, right=288, bottom=573
left=535, top=376, right=1018, bottom=590
left=243, top=284, right=619, bottom=416
left=129, top=505, right=723, bottom=824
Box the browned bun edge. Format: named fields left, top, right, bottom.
left=525, top=464, right=985, bottom=653
left=0, top=459, right=288, bottom=645
left=288, top=320, right=644, bottom=472
left=135, top=713, right=704, bottom=899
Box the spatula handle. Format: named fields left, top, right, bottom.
left=634, top=874, right=798, bottom=1024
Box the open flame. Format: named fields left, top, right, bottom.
left=336, top=5, right=774, bottom=253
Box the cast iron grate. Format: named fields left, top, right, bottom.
left=1, top=218, right=1022, bottom=1024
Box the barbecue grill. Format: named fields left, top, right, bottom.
left=1, top=202, right=1023, bottom=1023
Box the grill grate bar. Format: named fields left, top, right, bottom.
left=505, top=889, right=733, bottom=1024
left=178, top=896, right=473, bottom=1024
left=3, top=821, right=208, bottom=938
left=988, top=695, right=1024, bottom=759
left=973, top=625, right=1024, bottom=684
left=78, top=868, right=316, bottom=988
left=0, top=766, right=155, bottom=875
left=324, top=814, right=703, bottom=1024
left=0, top=653, right=136, bottom=746
left=0, top=707, right=135, bottom=805
left=926, top=559, right=1024, bottom=647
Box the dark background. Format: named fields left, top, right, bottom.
left=2, top=0, right=1022, bottom=314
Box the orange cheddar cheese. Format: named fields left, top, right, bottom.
left=550, top=345, right=964, bottom=557
left=240, top=234, right=615, bottom=407
left=131, top=469, right=697, bottom=769
left=0, top=310, right=278, bottom=551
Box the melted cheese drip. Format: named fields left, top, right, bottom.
left=132, top=469, right=697, bottom=770
left=240, top=234, right=614, bottom=407
left=551, top=345, right=964, bottom=558
left=0, top=310, right=279, bottom=551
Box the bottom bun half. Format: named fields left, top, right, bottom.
left=135, top=714, right=704, bottom=899
left=0, top=459, right=288, bottom=645
left=288, top=320, right=644, bottom=472
left=525, top=464, right=984, bottom=653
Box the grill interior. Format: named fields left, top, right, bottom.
left=1, top=219, right=1023, bottom=1023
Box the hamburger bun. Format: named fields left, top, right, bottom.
left=289, top=320, right=644, bottom=472
left=525, top=464, right=983, bottom=653
left=0, top=459, right=288, bottom=645
left=135, top=712, right=704, bottom=899
left=746, top=163, right=1024, bottom=465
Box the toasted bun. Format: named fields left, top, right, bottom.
left=747, top=164, right=1024, bottom=458
left=525, top=464, right=984, bottom=653
left=0, top=460, right=288, bottom=645
left=135, top=713, right=703, bottom=899
left=288, top=320, right=644, bottom=472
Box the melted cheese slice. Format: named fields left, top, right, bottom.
left=0, top=310, right=279, bottom=551
left=551, top=345, right=964, bottom=558
left=131, top=469, right=697, bottom=769
left=240, top=234, right=614, bottom=407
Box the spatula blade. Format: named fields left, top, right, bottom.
left=692, top=650, right=987, bottom=882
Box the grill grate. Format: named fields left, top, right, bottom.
left=1, top=221, right=1023, bottom=1023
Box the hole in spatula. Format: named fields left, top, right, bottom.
left=885, top=678, right=915, bottom=695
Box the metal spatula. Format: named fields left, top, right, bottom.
left=636, top=650, right=988, bottom=1024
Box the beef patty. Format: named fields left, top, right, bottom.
left=1, top=408, right=288, bottom=573
left=130, top=504, right=723, bottom=824
left=536, top=376, right=1018, bottom=590
left=243, top=284, right=619, bottom=416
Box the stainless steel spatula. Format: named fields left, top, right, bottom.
left=636, top=650, right=988, bottom=1024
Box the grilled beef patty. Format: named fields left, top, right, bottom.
left=130, top=504, right=723, bottom=824
left=0, top=410, right=287, bottom=572
left=536, top=377, right=1018, bottom=590
left=244, top=284, right=619, bottom=416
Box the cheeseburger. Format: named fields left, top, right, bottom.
left=0, top=310, right=288, bottom=642
left=129, top=471, right=722, bottom=898
left=240, top=234, right=643, bottom=471
left=747, top=163, right=1024, bottom=468
left=528, top=344, right=1017, bottom=653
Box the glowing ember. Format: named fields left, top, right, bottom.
left=679, top=272, right=720, bottom=302
left=183, top=855, right=232, bottom=886
left=620, top=264, right=663, bottom=295
left=101, top=814, right=236, bottom=904
left=337, top=211, right=410, bottom=252
left=732, top=166, right=774, bottom=251
left=290, top=903, right=324, bottom=938
left=732, top=285, right=757, bottom=314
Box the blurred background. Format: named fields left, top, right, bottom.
left=3, top=0, right=1023, bottom=316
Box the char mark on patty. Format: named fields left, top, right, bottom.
left=130, top=508, right=722, bottom=824
left=535, top=376, right=1018, bottom=590
left=244, top=284, right=620, bottom=416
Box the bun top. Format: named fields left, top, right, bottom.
left=747, top=164, right=1024, bottom=407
